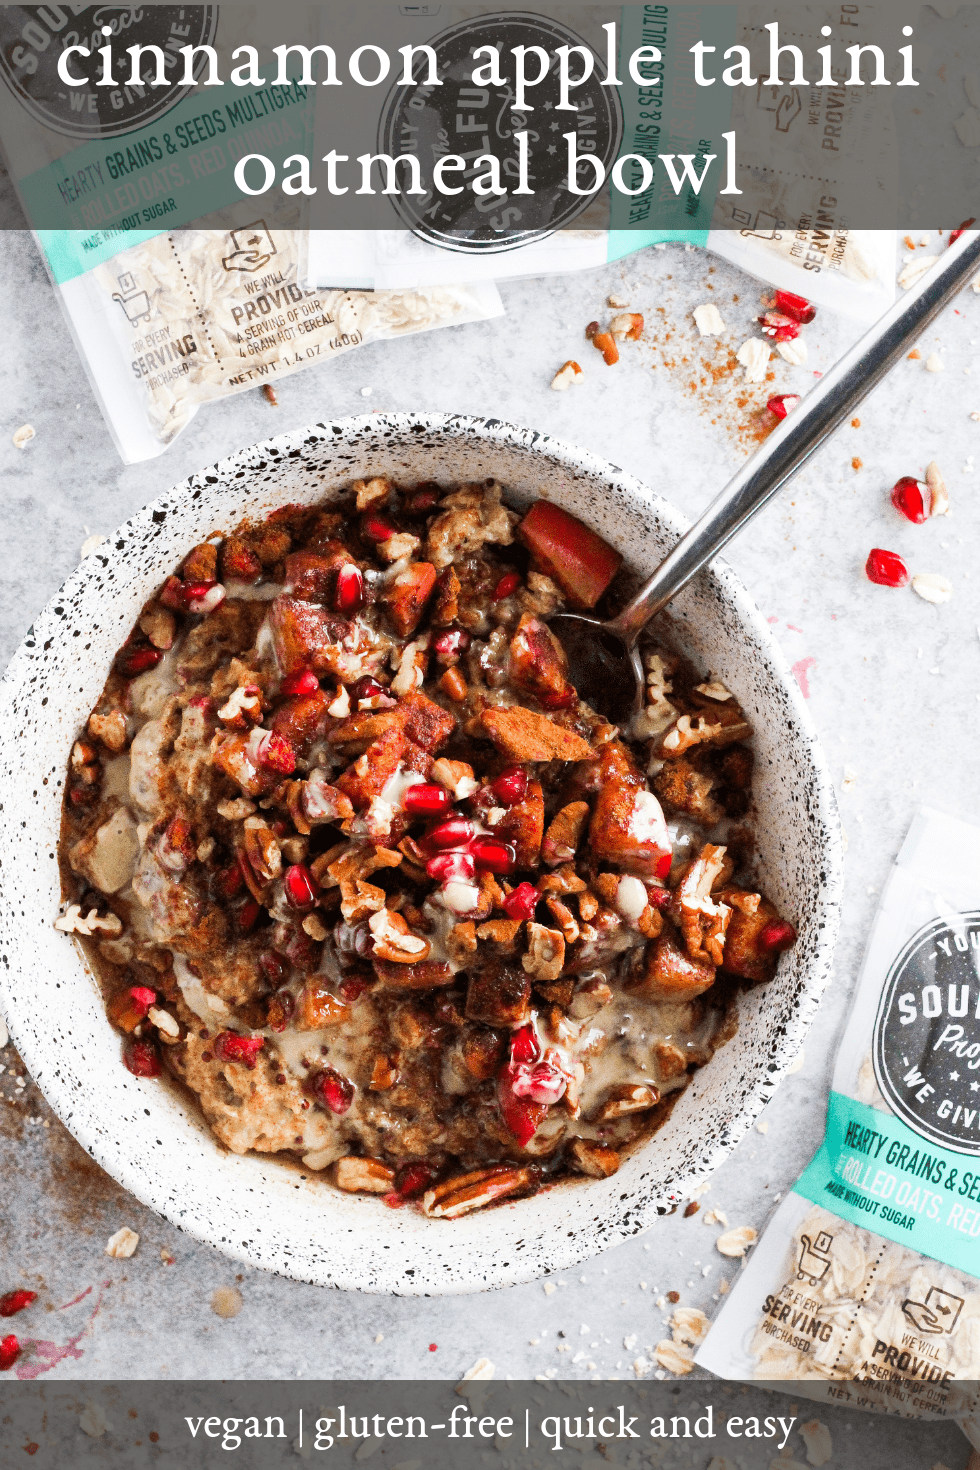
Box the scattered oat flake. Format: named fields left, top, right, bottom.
left=925, top=460, right=950, bottom=516
left=543, top=1281, right=557, bottom=1295
left=671, top=1306, right=709, bottom=1346
left=756, top=1118, right=769, bottom=1134
left=104, top=1226, right=139, bottom=1259
left=374, top=1332, right=384, bottom=1343
left=210, top=1285, right=243, bottom=1318
left=160, top=1246, right=176, bottom=1265
left=841, top=765, right=858, bottom=793
left=777, top=338, right=807, bottom=365
left=800, top=1421, right=833, bottom=1466
left=911, top=572, right=953, bottom=604
left=653, top=1339, right=694, bottom=1375
left=693, top=303, right=726, bottom=336
left=12, top=423, right=35, bottom=450
left=925, top=353, right=944, bottom=372
left=80, top=533, right=107, bottom=559
left=456, top=1357, right=495, bottom=1392
left=898, top=256, right=937, bottom=289
left=717, top=1225, right=757, bottom=1258
left=736, top=338, right=771, bottom=382
left=703, top=1208, right=730, bottom=1227
left=79, top=1403, right=110, bottom=1438
left=608, top=293, right=629, bottom=307
left=551, top=360, right=583, bottom=391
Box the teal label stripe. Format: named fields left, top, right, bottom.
left=24, top=79, right=313, bottom=284
left=796, top=1091, right=980, bottom=1278
left=609, top=3, right=736, bottom=257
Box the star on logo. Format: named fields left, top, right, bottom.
left=950, top=1070, right=960, bottom=1082
left=546, top=144, right=557, bottom=155
left=550, top=121, right=560, bottom=132
left=971, top=1081, right=979, bottom=1093
left=543, top=101, right=553, bottom=111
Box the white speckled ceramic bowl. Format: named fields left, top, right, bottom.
left=0, top=413, right=842, bottom=1294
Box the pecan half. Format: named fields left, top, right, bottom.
left=522, top=922, right=565, bottom=981
left=592, top=1083, right=660, bottom=1122
left=422, top=1165, right=540, bottom=1219
left=333, top=1156, right=396, bottom=1193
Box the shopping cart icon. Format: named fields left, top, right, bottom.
left=111, top=272, right=151, bottom=325
left=797, top=1230, right=834, bottom=1285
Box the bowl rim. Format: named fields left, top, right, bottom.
left=0, top=410, right=843, bottom=1293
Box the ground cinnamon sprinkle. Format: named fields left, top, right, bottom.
left=852, top=458, right=863, bottom=471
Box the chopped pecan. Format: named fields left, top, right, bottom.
left=353, top=476, right=392, bottom=511
left=422, top=1164, right=539, bottom=1218
left=660, top=705, right=752, bottom=759
left=241, top=817, right=281, bottom=886
left=476, top=917, right=522, bottom=952
left=545, top=895, right=579, bottom=945
left=537, top=864, right=586, bottom=895
left=314, top=843, right=402, bottom=922
left=577, top=889, right=599, bottom=921
left=446, top=920, right=478, bottom=965
left=87, top=709, right=128, bottom=753
left=430, top=758, right=478, bottom=800
left=494, top=779, right=544, bottom=868
left=542, top=801, right=590, bottom=866
left=522, top=922, right=565, bottom=981
left=479, top=706, right=595, bottom=763
left=678, top=844, right=731, bottom=966
left=333, top=1156, right=396, bottom=1193
left=568, top=979, right=612, bottom=1019
left=369, top=1052, right=400, bottom=1090
left=368, top=907, right=431, bottom=963
left=654, top=1041, right=688, bottom=1080
left=592, top=1083, right=659, bottom=1122
left=139, top=604, right=177, bottom=651
left=295, top=979, right=349, bottom=1031
left=568, top=1138, right=620, bottom=1178
left=430, top=565, right=461, bottom=626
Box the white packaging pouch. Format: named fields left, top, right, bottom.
left=37, top=228, right=502, bottom=463
left=697, top=806, right=980, bottom=1422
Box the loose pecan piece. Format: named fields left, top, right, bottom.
left=333, top=1156, right=396, bottom=1194
left=568, top=1138, right=620, bottom=1178
left=422, top=1165, right=540, bottom=1219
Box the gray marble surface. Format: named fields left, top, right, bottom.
left=0, top=222, right=977, bottom=1450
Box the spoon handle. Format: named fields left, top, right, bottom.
left=609, top=228, right=980, bottom=647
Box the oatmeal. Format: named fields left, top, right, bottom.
left=58, top=480, right=795, bottom=1215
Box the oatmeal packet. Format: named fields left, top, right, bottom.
left=35, top=228, right=502, bottom=463
left=697, top=806, right=980, bottom=1421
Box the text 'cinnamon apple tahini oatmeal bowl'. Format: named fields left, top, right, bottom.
left=0, top=414, right=842, bottom=1293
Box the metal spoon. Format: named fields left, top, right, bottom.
left=550, top=229, right=980, bottom=723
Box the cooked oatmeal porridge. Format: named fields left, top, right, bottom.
left=58, top=479, right=796, bottom=1217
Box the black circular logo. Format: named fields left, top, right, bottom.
left=377, top=10, right=622, bottom=253
left=0, top=5, right=217, bottom=139
left=873, top=911, right=980, bottom=1156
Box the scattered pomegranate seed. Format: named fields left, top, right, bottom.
left=159, top=575, right=189, bottom=612
left=260, top=951, right=289, bottom=987
left=184, top=582, right=226, bottom=615
left=647, top=886, right=672, bottom=909
left=311, top=1067, right=354, bottom=1114
left=217, top=860, right=246, bottom=900
left=280, top=669, right=320, bottom=697
left=656, top=852, right=673, bottom=881
left=0, top=1335, right=20, bottom=1372
left=948, top=220, right=975, bottom=247
left=760, top=919, right=797, bottom=952
left=429, top=1343, right=438, bottom=1352
left=426, top=815, right=475, bottom=850
left=470, top=836, right=517, bottom=875
left=0, top=1292, right=36, bottom=1318
left=401, top=488, right=440, bottom=516
left=237, top=897, right=261, bottom=933
left=339, top=976, right=370, bottom=1002
left=122, top=1037, right=162, bottom=1078
left=758, top=310, right=799, bottom=342
left=255, top=730, right=296, bottom=774
left=283, top=864, right=319, bottom=912
left=266, top=988, right=295, bottom=1033
left=116, top=646, right=163, bottom=679
left=361, top=514, right=394, bottom=542
left=501, top=881, right=539, bottom=921
left=497, top=1071, right=548, bottom=1145
left=432, top=628, right=470, bottom=665
left=773, top=289, right=816, bottom=325
left=403, top=784, right=452, bottom=818
left=865, top=548, right=909, bottom=588
left=426, top=851, right=476, bottom=883
left=890, top=475, right=928, bottom=525
left=396, top=1161, right=439, bottom=1197
left=348, top=675, right=387, bottom=706
left=512, top=1057, right=568, bottom=1105
left=767, top=393, right=801, bottom=421
left=383, top=1191, right=405, bottom=1209
left=213, top=1031, right=265, bottom=1069
left=540, top=687, right=577, bottom=710
left=492, top=571, right=521, bottom=602
left=334, top=563, right=365, bottom=614
left=129, top=986, right=157, bottom=1017
left=490, top=766, right=528, bottom=806
left=511, top=1023, right=541, bottom=1066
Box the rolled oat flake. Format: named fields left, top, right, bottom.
left=698, top=807, right=980, bottom=1433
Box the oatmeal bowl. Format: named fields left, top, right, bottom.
left=0, top=412, right=842, bottom=1293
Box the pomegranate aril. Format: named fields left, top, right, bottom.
left=426, top=815, right=475, bottom=850
left=348, top=675, right=386, bottom=705
left=496, top=1072, right=548, bottom=1146
left=217, top=860, right=246, bottom=899
left=489, top=766, right=528, bottom=806
left=395, top=1161, right=438, bottom=1197
left=116, top=646, right=163, bottom=679
left=0, top=1335, right=19, bottom=1372
left=432, top=628, right=470, bottom=665
left=123, top=1037, right=162, bottom=1078
left=501, top=881, right=539, bottom=922
left=760, top=919, right=797, bottom=952
left=767, top=393, right=801, bottom=421
left=492, top=571, right=521, bottom=602
left=255, top=730, right=296, bottom=774
left=383, top=1191, right=405, bottom=1209
left=401, top=488, right=440, bottom=517
left=470, top=836, right=517, bottom=875
left=159, top=576, right=189, bottom=612
left=656, top=851, right=673, bottom=881
left=213, top=1031, right=265, bottom=1069
left=512, top=1059, right=568, bottom=1105
left=339, top=975, right=370, bottom=1002
left=312, top=1066, right=354, bottom=1114
left=184, top=582, right=226, bottom=615
left=426, top=851, right=476, bottom=883
left=334, top=563, right=365, bottom=614
left=890, top=475, right=928, bottom=525
left=647, top=885, right=672, bottom=909
left=758, top=310, right=799, bottom=341
left=129, top=986, right=157, bottom=1016
left=280, top=669, right=320, bottom=698
left=865, top=548, right=909, bottom=588
left=510, top=1023, right=541, bottom=1066
left=237, top=897, right=261, bottom=933
left=361, top=514, right=395, bottom=542
left=540, top=687, right=577, bottom=710
left=0, top=1291, right=36, bottom=1318
left=773, top=289, right=816, bottom=325
left=403, top=783, right=452, bottom=817
left=283, top=863, right=319, bottom=912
